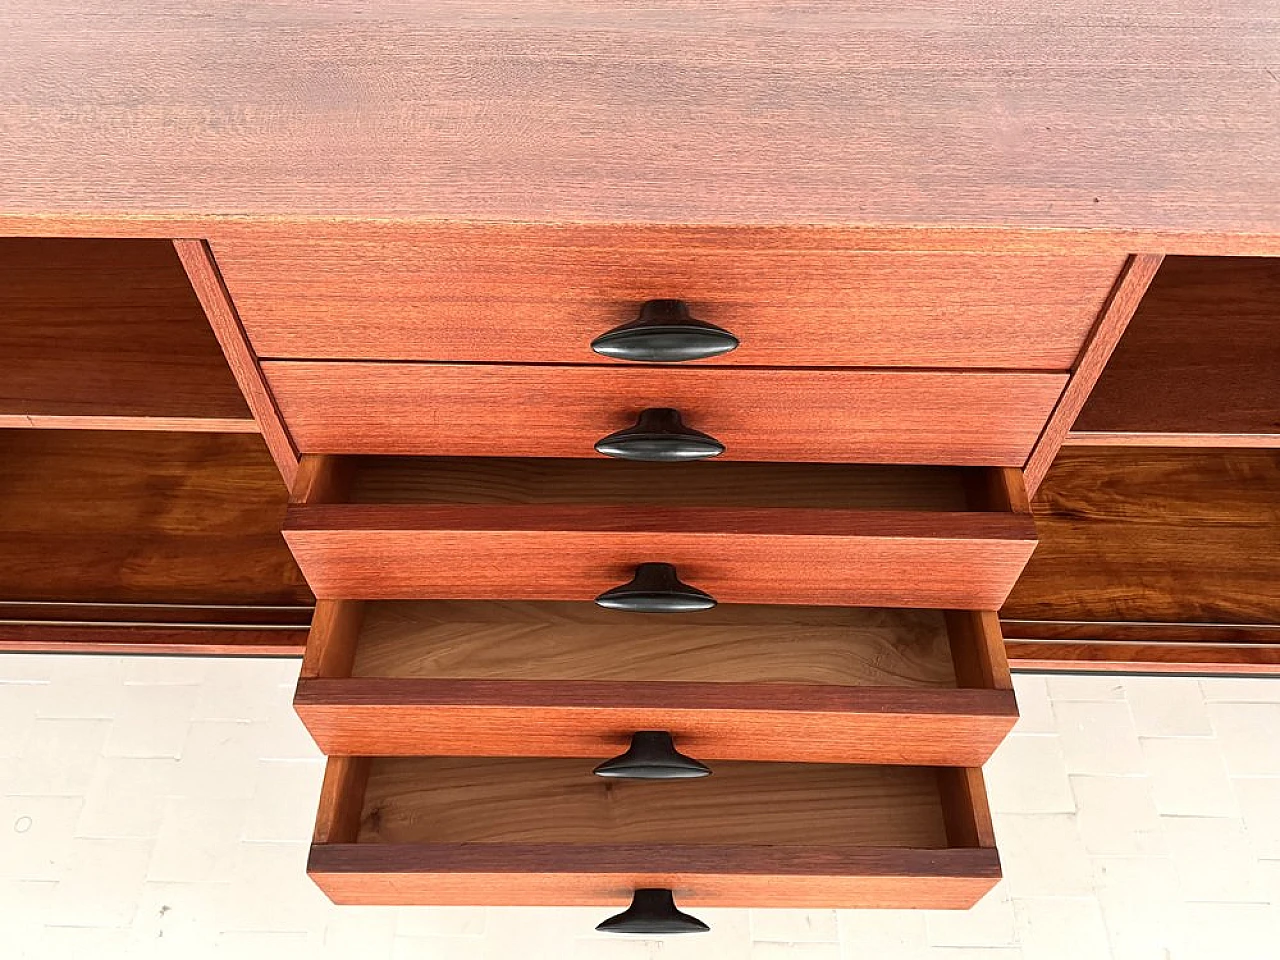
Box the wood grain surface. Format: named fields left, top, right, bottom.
left=358, top=758, right=950, bottom=847
left=308, top=843, right=1002, bottom=908
left=350, top=601, right=956, bottom=686
left=0, top=623, right=306, bottom=656
left=348, top=457, right=975, bottom=510
left=295, top=680, right=1016, bottom=765
left=284, top=504, right=1038, bottom=608
left=1022, top=254, right=1164, bottom=494
left=1002, top=448, right=1280, bottom=625
left=3, top=2, right=1280, bottom=243
left=265, top=363, right=1066, bottom=466
left=216, top=233, right=1123, bottom=369
left=0, top=239, right=253, bottom=431
left=174, top=240, right=300, bottom=486
left=1072, top=257, right=1280, bottom=445
left=1005, top=641, right=1280, bottom=675
left=297, top=600, right=1016, bottom=764
left=0, top=430, right=312, bottom=606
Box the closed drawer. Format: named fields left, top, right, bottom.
left=283, top=456, right=1037, bottom=609
left=309, top=756, right=1000, bottom=909
left=214, top=228, right=1125, bottom=369
left=264, top=363, right=1066, bottom=466
left=296, top=601, right=1016, bottom=766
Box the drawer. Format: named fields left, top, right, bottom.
left=309, top=756, right=1000, bottom=909
left=295, top=600, right=1016, bottom=766
left=283, top=456, right=1037, bottom=609
left=263, top=362, right=1066, bottom=466
left=214, top=228, right=1125, bottom=369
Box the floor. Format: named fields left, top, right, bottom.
left=1, top=656, right=1279, bottom=960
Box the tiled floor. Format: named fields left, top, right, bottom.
left=2, top=655, right=1279, bottom=959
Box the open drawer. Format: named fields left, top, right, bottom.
left=283, top=456, right=1037, bottom=610
left=295, top=601, right=1015, bottom=766
left=308, top=756, right=1000, bottom=910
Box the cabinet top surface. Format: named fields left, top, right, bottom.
left=3, top=1, right=1280, bottom=249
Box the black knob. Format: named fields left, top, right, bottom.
left=596, top=888, right=710, bottom=935
left=591, top=300, right=739, bottom=363
left=595, top=563, right=716, bottom=613
left=594, top=731, right=711, bottom=780
left=594, top=408, right=724, bottom=462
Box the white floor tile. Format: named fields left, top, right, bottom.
left=1123, top=677, right=1213, bottom=737
left=1070, top=776, right=1165, bottom=855
left=1055, top=701, right=1145, bottom=777
left=986, top=735, right=1077, bottom=814
left=1012, top=897, right=1113, bottom=960
left=1141, top=737, right=1239, bottom=817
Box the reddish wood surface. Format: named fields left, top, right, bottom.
left=284, top=504, right=1037, bottom=608
left=265, top=363, right=1066, bottom=467
left=937, top=768, right=997, bottom=849
left=3, top=2, right=1280, bottom=245
left=1023, top=254, right=1164, bottom=494
left=0, top=239, right=253, bottom=431
left=0, top=430, right=312, bottom=607
left=216, top=234, right=1123, bottom=369
left=173, top=240, right=300, bottom=486
left=0, top=623, right=306, bottom=656
left=1003, top=448, right=1280, bottom=626
left=313, top=757, right=370, bottom=844
left=309, top=844, right=1001, bottom=908
left=1072, top=257, right=1280, bottom=446
left=1005, top=642, right=1280, bottom=676
left=945, top=611, right=1013, bottom=692
left=295, top=679, right=1016, bottom=766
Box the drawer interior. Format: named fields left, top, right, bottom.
left=349, top=601, right=958, bottom=688
left=345, top=456, right=979, bottom=511
left=342, top=758, right=976, bottom=850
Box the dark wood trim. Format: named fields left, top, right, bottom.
left=173, top=239, right=300, bottom=487
left=1002, top=619, right=1280, bottom=675
left=0, top=622, right=307, bottom=656
left=1022, top=254, right=1165, bottom=495
left=1065, top=431, right=1280, bottom=449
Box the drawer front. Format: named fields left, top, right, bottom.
left=283, top=507, right=1038, bottom=608
left=216, top=229, right=1125, bottom=369
left=296, top=601, right=1017, bottom=766
left=309, top=758, right=999, bottom=909
left=265, top=363, right=1066, bottom=466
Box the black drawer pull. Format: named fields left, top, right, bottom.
left=591, top=299, right=739, bottom=363
left=594, top=731, right=711, bottom=780
left=594, top=408, right=724, bottom=462
left=594, top=563, right=716, bottom=613
left=597, top=888, right=710, bottom=935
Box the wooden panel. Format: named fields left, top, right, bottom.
left=0, top=430, right=312, bottom=606
left=351, top=601, right=956, bottom=686
left=1003, top=448, right=1280, bottom=625
left=349, top=457, right=972, bottom=511
left=0, top=623, right=306, bottom=656
left=174, top=240, right=300, bottom=486
left=1023, top=254, right=1164, bottom=494
left=217, top=234, right=1123, bottom=369
left=359, top=758, right=949, bottom=846
left=313, top=757, right=370, bottom=844
left=295, top=680, right=1016, bottom=765
left=1005, top=642, right=1280, bottom=675
left=309, top=844, right=1002, bottom=908
left=0, top=239, right=253, bottom=431
left=4, top=3, right=1280, bottom=242
left=265, top=363, right=1066, bottom=466
left=1072, top=257, right=1280, bottom=446
left=284, top=505, right=1038, bottom=608
left=1002, top=620, right=1280, bottom=675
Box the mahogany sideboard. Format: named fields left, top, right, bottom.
left=1, top=0, right=1278, bottom=929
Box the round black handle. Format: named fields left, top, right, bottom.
left=591, top=300, right=739, bottom=363
left=594, top=731, right=711, bottom=780
left=594, top=408, right=724, bottom=462
left=596, top=888, right=710, bottom=935
left=594, top=563, right=716, bottom=613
